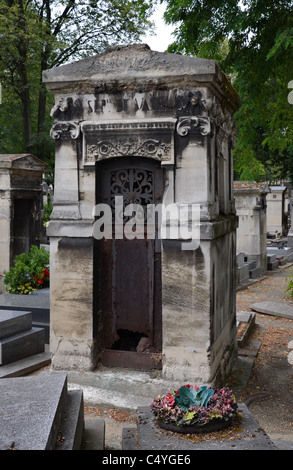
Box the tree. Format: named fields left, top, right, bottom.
left=163, top=0, right=293, bottom=182
left=0, top=0, right=155, bottom=159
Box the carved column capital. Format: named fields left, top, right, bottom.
left=176, top=116, right=211, bottom=137
left=50, top=121, right=80, bottom=140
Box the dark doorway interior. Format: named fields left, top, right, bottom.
left=12, top=198, right=39, bottom=262
left=95, top=157, right=163, bottom=369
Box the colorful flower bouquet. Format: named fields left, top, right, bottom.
left=150, top=384, right=238, bottom=434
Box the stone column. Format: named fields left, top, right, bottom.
left=47, top=122, right=98, bottom=370
left=49, top=121, right=81, bottom=220
left=161, top=103, right=238, bottom=385
left=0, top=189, right=11, bottom=273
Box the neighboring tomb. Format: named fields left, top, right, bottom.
left=234, top=182, right=270, bottom=276
left=0, top=154, right=48, bottom=274
left=43, top=44, right=240, bottom=386
left=266, top=186, right=287, bottom=237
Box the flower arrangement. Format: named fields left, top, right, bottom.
left=3, top=245, right=50, bottom=295
left=150, top=384, right=238, bottom=433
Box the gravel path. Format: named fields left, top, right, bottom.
left=236, top=265, right=293, bottom=444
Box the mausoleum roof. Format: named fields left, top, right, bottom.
left=234, top=181, right=270, bottom=194
left=0, top=154, right=48, bottom=172
left=43, top=44, right=240, bottom=112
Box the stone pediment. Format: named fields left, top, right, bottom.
left=0, top=154, right=48, bottom=172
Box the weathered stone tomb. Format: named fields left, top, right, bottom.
left=234, top=181, right=270, bottom=276
left=43, top=44, right=240, bottom=385
left=0, top=154, right=48, bottom=274
left=266, top=185, right=288, bottom=236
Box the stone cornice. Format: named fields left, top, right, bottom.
left=43, top=45, right=240, bottom=113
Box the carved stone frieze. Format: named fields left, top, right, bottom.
left=88, top=138, right=170, bottom=160
left=50, top=122, right=80, bottom=140
left=81, top=119, right=176, bottom=165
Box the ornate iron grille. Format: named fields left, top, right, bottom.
left=110, top=168, right=154, bottom=222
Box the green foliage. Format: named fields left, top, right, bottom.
left=3, top=246, right=50, bottom=295
left=285, top=272, right=293, bottom=298
left=43, top=196, right=53, bottom=225
left=183, top=410, right=196, bottom=422
left=164, top=0, right=293, bottom=182
left=175, top=386, right=214, bottom=411
left=0, top=0, right=155, bottom=161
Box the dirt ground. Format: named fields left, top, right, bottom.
left=234, top=266, right=293, bottom=442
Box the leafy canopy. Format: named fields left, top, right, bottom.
left=0, top=0, right=155, bottom=159
left=164, top=0, right=293, bottom=182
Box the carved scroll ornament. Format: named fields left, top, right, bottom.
left=50, top=122, right=80, bottom=140
left=176, top=116, right=211, bottom=137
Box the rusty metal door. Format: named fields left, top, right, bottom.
left=96, top=158, right=163, bottom=369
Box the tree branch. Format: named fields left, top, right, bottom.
left=52, top=0, right=76, bottom=37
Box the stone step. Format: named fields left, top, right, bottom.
left=248, top=260, right=257, bottom=270
left=0, top=309, right=49, bottom=344
left=0, top=373, right=85, bottom=450
left=0, top=292, right=50, bottom=343
left=55, top=389, right=85, bottom=450
left=0, top=310, right=32, bottom=339
left=267, top=260, right=279, bottom=270
left=0, top=351, right=51, bottom=378
left=31, top=321, right=49, bottom=343
left=0, top=327, right=45, bottom=365
left=237, top=264, right=249, bottom=283
left=249, top=267, right=261, bottom=279
left=82, top=416, right=105, bottom=450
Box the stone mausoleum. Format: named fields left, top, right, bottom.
left=0, top=154, right=48, bottom=274
left=43, top=44, right=240, bottom=386
left=234, top=181, right=270, bottom=276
